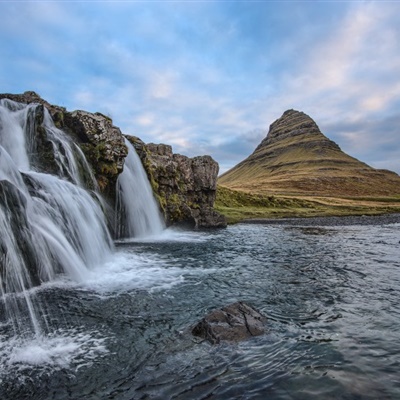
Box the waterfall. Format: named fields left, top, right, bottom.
left=0, top=99, right=113, bottom=337
left=116, top=138, right=165, bottom=239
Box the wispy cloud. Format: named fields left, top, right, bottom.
left=1, top=1, right=399, bottom=174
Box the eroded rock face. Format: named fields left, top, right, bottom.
left=62, top=110, right=127, bottom=198
left=260, top=109, right=334, bottom=144
left=192, top=302, right=267, bottom=344
left=254, top=109, right=342, bottom=159
left=127, top=136, right=226, bottom=228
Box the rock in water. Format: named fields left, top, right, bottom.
left=192, top=302, right=266, bottom=344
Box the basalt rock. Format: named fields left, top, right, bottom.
left=192, top=302, right=267, bottom=344
left=127, top=136, right=227, bottom=228
left=62, top=110, right=127, bottom=199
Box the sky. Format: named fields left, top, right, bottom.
left=1, top=1, right=399, bottom=175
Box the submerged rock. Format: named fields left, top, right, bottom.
left=192, top=302, right=266, bottom=344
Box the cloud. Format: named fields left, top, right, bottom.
left=1, top=1, right=399, bottom=174
left=241, top=2, right=400, bottom=173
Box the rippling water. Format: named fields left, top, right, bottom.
left=1, top=223, right=400, bottom=399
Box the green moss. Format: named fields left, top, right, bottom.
left=52, top=110, right=65, bottom=129
left=149, top=175, right=159, bottom=192
left=155, top=190, right=167, bottom=212
left=99, top=162, right=118, bottom=176
left=189, top=201, right=200, bottom=210
left=77, top=142, right=118, bottom=194
left=169, top=193, right=181, bottom=204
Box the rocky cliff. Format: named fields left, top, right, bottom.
left=0, top=91, right=127, bottom=199
left=219, top=109, right=400, bottom=197
left=0, top=91, right=225, bottom=228
left=127, top=136, right=226, bottom=228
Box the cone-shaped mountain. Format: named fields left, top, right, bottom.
left=219, top=110, right=400, bottom=197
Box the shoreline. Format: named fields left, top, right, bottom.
left=240, top=213, right=400, bottom=226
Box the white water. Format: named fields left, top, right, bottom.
left=0, top=328, right=109, bottom=378
left=0, top=100, right=30, bottom=171
left=0, top=98, right=173, bottom=376
left=0, top=228, right=210, bottom=376
left=116, top=138, right=165, bottom=239
left=0, top=99, right=113, bottom=337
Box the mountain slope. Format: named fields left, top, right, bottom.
left=219, top=110, right=400, bottom=197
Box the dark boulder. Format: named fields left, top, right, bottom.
left=192, top=302, right=266, bottom=344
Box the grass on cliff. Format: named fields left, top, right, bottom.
left=215, top=185, right=400, bottom=224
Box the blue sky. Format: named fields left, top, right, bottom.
left=1, top=1, right=400, bottom=174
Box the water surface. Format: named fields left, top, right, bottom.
left=1, top=223, right=400, bottom=399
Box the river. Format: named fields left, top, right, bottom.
left=1, top=221, right=400, bottom=399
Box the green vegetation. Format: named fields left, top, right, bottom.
left=215, top=185, right=400, bottom=224
left=78, top=142, right=120, bottom=193
left=341, top=196, right=400, bottom=203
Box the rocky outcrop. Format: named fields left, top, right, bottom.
left=0, top=92, right=225, bottom=229
left=192, top=302, right=267, bottom=344
left=62, top=110, right=127, bottom=198
left=255, top=109, right=340, bottom=152
left=220, top=109, right=400, bottom=197
left=0, top=91, right=66, bottom=128
left=0, top=94, right=62, bottom=176
left=0, top=91, right=127, bottom=199
left=127, top=136, right=227, bottom=228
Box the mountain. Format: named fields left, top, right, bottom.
left=219, top=110, right=400, bottom=197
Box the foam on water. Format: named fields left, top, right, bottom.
left=80, top=229, right=219, bottom=293
left=115, top=227, right=209, bottom=244
left=81, top=251, right=186, bottom=294
left=0, top=329, right=108, bottom=377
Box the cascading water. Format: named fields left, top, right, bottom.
left=115, top=138, right=165, bottom=239
left=0, top=99, right=113, bottom=337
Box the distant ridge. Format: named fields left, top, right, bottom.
left=219, top=110, right=400, bottom=197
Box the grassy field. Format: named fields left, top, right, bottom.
left=215, top=185, right=400, bottom=224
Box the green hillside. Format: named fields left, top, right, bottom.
left=219, top=110, right=400, bottom=198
